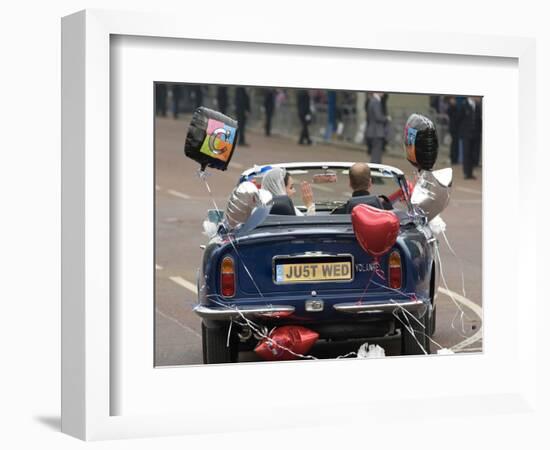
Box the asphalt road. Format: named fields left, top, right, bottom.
left=154, top=115, right=483, bottom=366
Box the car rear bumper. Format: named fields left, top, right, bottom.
left=194, top=297, right=426, bottom=321
left=193, top=304, right=295, bottom=320
left=333, top=298, right=426, bottom=314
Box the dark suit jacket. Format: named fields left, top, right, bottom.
left=264, top=89, right=275, bottom=113
left=331, top=190, right=392, bottom=214
left=216, top=86, right=228, bottom=113
left=473, top=101, right=482, bottom=139
left=297, top=90, right=311, bottom=118
left=366, top=96, right=387, bottom=139
left=457, top=99, right=476, bottom=139
left=235, top=87, right=250, bottom=114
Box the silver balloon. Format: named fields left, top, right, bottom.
left=224, top=182, right=272, bottom=230
left=411, top=168, right=453, bottom=222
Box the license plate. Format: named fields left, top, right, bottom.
left=275, top=261, right=352, bottom=283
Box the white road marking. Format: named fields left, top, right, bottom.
left=311, top=184, right=334, bottom=193
left=167, top=189, right=191, bottom=200
left=437, top=287, right=483, bottom=351
left=455, top=186, right=481, bottom=195
left=169, top=276, right=198, bottom=295
left=155, top=307, right=201, bottom=338
left=156, top=264, right=163, bottom=270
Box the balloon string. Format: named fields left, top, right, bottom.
left=356, top=268, right=375, bottom=304
left=434, top=242, right=471, bottom=337
left=440, top=228, right=467, bottom=298
left=199, top=168, right=264, bottom=298
left=198, top=169, right=222, bottom=213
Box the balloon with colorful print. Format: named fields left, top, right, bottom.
left=184, top=107, right=239, bottom=171
left=403, top=113, right=439, bottom=171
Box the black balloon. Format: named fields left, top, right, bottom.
left=403, top=113, right=439, bottom=171
left=184, top=107, right=239, bottom=171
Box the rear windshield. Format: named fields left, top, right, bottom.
left=251, top=167, right=404, bottom=213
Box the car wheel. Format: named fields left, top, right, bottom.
left=201, top=322, right=207, bottom=364
left=205, top=323, right=238, bottom=364
left=430, top=305, right=437, bottom=336
left=401, top=309, right=431, bottom=355
left=429, top=267, right=436, bottom=336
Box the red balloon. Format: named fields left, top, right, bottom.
left=351, top=204, right=400, bottom=257
left=254, top=326, right=319, bottom=361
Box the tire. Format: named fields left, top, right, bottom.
left=201, top=322, right=207, bottom=364
left=401, top=309, right=431, bottom=355
left=430, top=305, right=437, bottom=336
left=204, top=323, right=238, bottom=364
left=429, top=267, right=437, bottom=336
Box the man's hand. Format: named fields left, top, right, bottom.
left=301, top=181, right=314, bottom=208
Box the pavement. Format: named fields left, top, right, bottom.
left=154, top=115, right=483, bottom=366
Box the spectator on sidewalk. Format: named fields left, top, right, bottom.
left=297, top=89, right=312, bottom=145
left=446, top=96, right=460, bottom=164
left=457, top=96, right=478, bottom=179
left=216, top=86, right=228, bottom=114
left=171, top=84, right=181, bottom=119
left=365, top=92, right=388, bottom=164
left=472, top=97, right=482, bottom=167
left=263, top=88, right=276, bottom=136
left=381, top=93, right=391, bottom=152
left=190, top=85, right=203, bottom=110
left=235, top=87, right=250, bottom=146
left=155, top=83, right=167, bottom=117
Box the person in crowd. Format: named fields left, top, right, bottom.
left=190, top=85, right=203, bottom=110
left=171, top=84, right=182, bottom=119
left=297, top=89, right=312, bottom=145
left=235, top=87, right=250, bottom=146
left=472, top=96, right=482, bottom=167
left=365, top=92, right=388, bottom=163
left=326, top=90, right=337, bottom=140
left=381, top=93, right=391, bottom=152
left=155, top=83, right=167, bottom=117
left=216, top=86, right=228, bottom=114
left=263, top=88, right=276, bottom=136
left=261, top=167, right=315, bottom=216
left=445, top=96, right=460, bottom=164
left=457, top=96, right=478, bottom=179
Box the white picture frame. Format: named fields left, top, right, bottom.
left=62, top=9, right=538, bottom=441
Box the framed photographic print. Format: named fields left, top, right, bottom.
left=62, top=9, right=537, bottom=441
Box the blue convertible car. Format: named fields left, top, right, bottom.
left=193, top=162, right=440, bottom=363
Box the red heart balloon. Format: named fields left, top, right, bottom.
left=351, top=204, right=400, bottom=257
left=254, top=326, right=319, bottom=361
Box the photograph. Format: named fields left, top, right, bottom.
left=154, top=83, right=483, bottom=366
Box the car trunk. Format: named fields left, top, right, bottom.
left=226, top=230, right=394, bottom=297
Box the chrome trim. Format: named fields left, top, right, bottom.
left=240, top=162, right=405, bottom=179
left=193, top=304, right=295, bottom=320
left=333, top=299, right=425, bottom=314
left=272, top=253, right=355, bottom=285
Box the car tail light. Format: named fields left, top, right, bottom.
left=221, top=256, right=235, bottom=297
left=388, top=250, right=402, bottom=289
